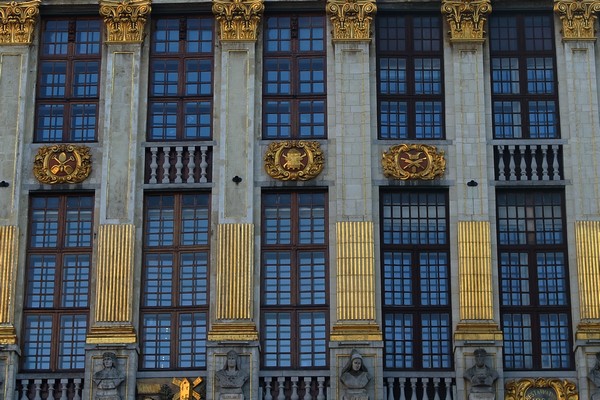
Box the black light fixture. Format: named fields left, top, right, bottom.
left=232, top=176, right=242, bottom=184
left=0, top=181, right=9, bottom=188
left=467, top=180, right=478, bottom=187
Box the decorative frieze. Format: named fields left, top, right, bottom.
left=264, top=140, right=324, bottom=181
left=33, top=144, right=92, bottom=185
left=99, top=0, right=151, bottom=43
left=555, top=0, right=600, bottom=40
left=212, top=0, right=264, bottom=41
left=441, top=0, right=492, bottom=42
left=0, top=0, right=40, bottom=45
left=327, top=0, right=377, bottom=41
left=382, top=143, right=446, bottom=180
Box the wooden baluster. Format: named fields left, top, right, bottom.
left=162, top=146, right=171, bottom=184
left=149, top=147, right=158, bottom=184
left=186, top=146, right=196, bottom=183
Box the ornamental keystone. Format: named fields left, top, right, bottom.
left=327, top=0, right=377, bottom=41
left=441, top=0, right=492, bottom=42
left=99, top=0, right=151, bottom=43
left=212, top=0, right=264, bottom=41
left=554, top=0, right=600, bottom=40
left=0, top=0, right=40, bottom=45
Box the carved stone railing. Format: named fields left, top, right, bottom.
left=493, top=141, right=564, bottom=181
left=259, top=374, right=329, bottom=400
left=383, top=376, right=455, bottom=400
left=17, top=378, right=83, bottom=400
left=144, top=143, right=213, bottom=185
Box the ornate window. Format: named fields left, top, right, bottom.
left=497, top=190, right=573, bottom=370
left=140, top=193, right=210, bottom=369
left=376, top=15, right=444, bottom=140
left=381, top=190, right=451, bottom=370
left=260, top=192, right=328, bottom=368
left=148, top=17, right=214, bottom=141
left=22, top=195, right=94, bottom=371
left=489, top=14, right=559, bottom=139
left=35, top=18, right=101, bottom=143
left=263, top=15, right=326, bottom=139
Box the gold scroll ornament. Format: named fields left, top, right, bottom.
left=505, top=379, right=578, bottom=400
left=264, top=140, right=324, bottom=181
left=441, top=0, right=492, bottom=42
left=99, top=0, right=152, bottom=43
left=212, top=0, right=264, bottom=41
left=33, top=144, right=92, bottom=184
left=555, top=0, right=600, bottom=40
left=327, top=0, right=377, bottom=41
left=0, top=0, right=40, bottom=45
left=382, top=143, right=446, bottom=180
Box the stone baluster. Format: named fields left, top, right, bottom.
left=387, top=377, right=395, bottom=400
left=60, top=379, right=69, bottom=400
left=149, top=147, right=158, bottom=183
left=541, top=145, right=549, bottom=180
left=399, top=378, right=407, bottom=400
left=302, top=377, right=312, bottom=400
left=33, top=380, right=42, bottom=400
left=519, top=146, right=527, bottom=179
left=508, top=145, right=516, bottom=180
left=277, top=377, right=286, bottom=400
left=530, top=145, right=539, bottom=180
left=497, top=145, right=506, bottom=180
left=552, top=144, right=560, bottom=180
left=316, top=377, right=325, bottom=400
left=264, top=378, right=273, bottom=400
left=187, top=146, right=196, bottom=183
left=161, top=146, right=171, bottom=183
left=410, top=378, right=418, bottom=400
left=200, top=145, right=209, bottom=183
left=175, top=146, right=183, bottom=183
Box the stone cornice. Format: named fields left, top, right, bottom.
left=99, top=0, right=151, bottom=43
left=327, top=0, right=377, bottom=41
left=0, top=0, right=40, bottom=45
left=441, top=0, right=491, bottom=43
left=555, top=0, right=600, bottom=40
left=212, top=0, right=264, bottom=42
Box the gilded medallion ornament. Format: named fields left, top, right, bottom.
left=33, top=144, right=92, bottom=184
left=212, top=0, right=264, bottom=41
left=505, top=379, right=578, bottom=400
left=172, top=377, right=202, bottom=400
left=0, top=0, right=41, bottom=45
left=327, top=0, right=377, bottom=41
left=264, top=140, right=324, bottom=181
left=382, top=144, right=446, bottom=180
left=99, top=0, right=151, bottom=43
left=441, top=0, right=492, bottom=42
left=555, top=0, right=600, bottom=40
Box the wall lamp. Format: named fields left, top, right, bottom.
left=466, top=180, right=478, bottom=187
left=232, top=176, right=242, bottom=184
left=0, top=181, right=9, bottom=188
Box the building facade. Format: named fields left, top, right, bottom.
left=0, top=0, right=600, bottom=399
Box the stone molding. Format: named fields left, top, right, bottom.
left=99, top=0, right=151, bottom=43
left=327, top=0, right=377, bottom=41
left=441, top=0, right=492, bottom=42
left=0, top=0, right=40, bottom=45
left=555, top=0, right=600, bottom=40
left=212, top=0, right=264, bottom=41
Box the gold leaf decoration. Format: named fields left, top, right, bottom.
left=441, top=0, right=492, bottom=42
left=382, top=143, right=446, bottom=180
left=0, top=0, right=40, bottom=45
left=99, top=0, right=151, bottom=43
left=212, top=0, right=264, bottom=41
left=33, top=144, right=92, bottom=184
left=264, top=140, right=324, bottom=181
left=327, top=0, right=377, bottom=41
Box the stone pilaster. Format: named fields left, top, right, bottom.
left=441, top=0, right=492, bottom=43
left=555, top=0, right=600, bottom=41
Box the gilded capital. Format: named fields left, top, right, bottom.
left=555, top=0, right=600, bottom=40
left=327, top=0, right=377, bottom=41
left=99, top=0, right=151, bottom=43
left=0, top=0, right=40, bottom=45
left=441, top=0, right=491, bottom=42
left=212, top=0, right=264, bottom=41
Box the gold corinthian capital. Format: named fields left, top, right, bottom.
left=555, top=0, right=600, bottom=40
left=212, top=0, right=264, bottom=41
left=0, top=0, right=40, bottom=45
left=327, top=0, right=377, bottom=41
left=99, top=0, right=151, bottom=43
left=441, top=0, right=492, bottom=42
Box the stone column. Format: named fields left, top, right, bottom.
left=207, top=1, right=263, bottom=399
left=83, top=2, right=150, bottom=400
left=0, top=1, right=40, bottom=397
left=441, top=1, right=503, bottom=399
left=554, top=1, right=600, bottom=398
left=326, top=1, right=382, bottom=399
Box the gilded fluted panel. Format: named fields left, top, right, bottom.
left=95, top=224, right=134, bottom=323
left=0, top=226, right=17, bottom=325
left=336, top=221, right=375, bottom=321
left=216, top=223, right=254, bottom=320
left=458, top=221, right=494, bottom=321
left=576, top=221, right=600, bottom=319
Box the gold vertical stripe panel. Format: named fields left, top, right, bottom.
left=216, top=224, right=254, bottom=320
left=458, top=221, right=494, bottom=321
left=336, top=221, right=376, bottom=321
left=0, top=226, right=18, bottom=325
left=95, top=224, right=135, bottom=323
left=576, top=221, right=600, bottom=320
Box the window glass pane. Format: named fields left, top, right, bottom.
left=178, top=312, right=207, bottom=368
left=263, top=252, right=291, bottom=305
left=263, top=313, right=292, bottom=368
left=419, top=253, right=449, bottom=306
left=73, top=61, right=99, bottom=97
left=39, top=62, right=66, bottom=98
left=61, top=254, right=90, bottom=307
left=421, top=313, right=451, bottom=369
left=42, top=20, right=69, bottom=55
left=384, top=313, right=413, bottom=369
left=540, top=314, right=571, bottom=369
left=299, top=251, right=326, bottom=305
left=179, top=252, right=208, bottom=306
left=27, top=255, right=56, bottom=308
left=143, top=254, right=173, bottom=307
left=36, top=104, right=65, bottom=142
left=142, top=314, right=172, bottom=369
left=383, top=252, right=412, bottom=306
left=58, top=314, right=87, bottom=369
left=186, top=18, right=213, bottom=53
left=298, top=312, right=327, bottom=367
left=23, top=315, right=53, bottom=370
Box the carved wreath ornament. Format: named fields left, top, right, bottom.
left=33, top=144, right=92, bottom=184
left=264, top=140, right=324, bottom=181
left=382, top=143, right=446, bottom=180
